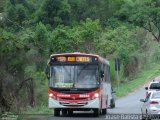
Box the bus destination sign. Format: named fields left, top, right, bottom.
left=51, top=56, right=91, bottom=62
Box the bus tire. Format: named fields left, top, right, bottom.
left=110, top=99, right=115, bottom=108
left=68, top=110, right=73, bottom=116
left=102, top=108, right=107, bottom=115
left=62, top=109, right=67, bottom=116
left=54, top=108, right=60, bottom=116
left=93, top=109, right=100, bottom=117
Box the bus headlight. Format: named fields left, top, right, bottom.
left=49, top=93, right=57, bottom=99
left=49, top=93, right=53, bottom=97
left=94, top=93, right=99, bottom=98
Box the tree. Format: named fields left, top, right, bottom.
left=49, top=18, right=101, bottom=53
left=4, top=0, right=35, bottom=28
left=0, top=0, right=5, bottom=12
left=68, top=0, right=124, bottom=26
left=34, top=22, right=49, bottom=56
left=117, top=0, right=160, bottom=42
left=35, top=0, right=71, bottom=27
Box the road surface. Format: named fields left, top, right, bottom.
left=109, top=86, right=146, bottom=114
left=46, top=84, right=146, bottom=120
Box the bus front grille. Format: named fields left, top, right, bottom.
left=60, top=97, right=88, bottom=100
left=59, top=102, right=88, bottom=107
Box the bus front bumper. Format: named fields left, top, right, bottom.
left=49, top=98, right=100, bottom=109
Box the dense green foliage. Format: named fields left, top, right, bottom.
left=117, top=0, right=160, bottom=42
left=0, top=0, right=160, bottom=114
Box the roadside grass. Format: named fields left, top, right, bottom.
left=17, top=104, right=54, bottom=120
left=1, top=105, right=53, bottom=120
left=24, top=104, right=53, bottom=115
left=116, top=63, right=160, bottom=97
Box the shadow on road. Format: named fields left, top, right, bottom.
left=47, top=111, right=106, bottom=120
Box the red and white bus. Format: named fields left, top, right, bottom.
left=45, top=52, right=112, bottom=117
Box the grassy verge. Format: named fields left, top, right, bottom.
left=24, top=104, right=53, bottom=114
left=116, top=63, right=160, bottom=97
left=14, top=105, right=54, bottom=120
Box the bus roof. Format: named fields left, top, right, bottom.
left=50, top=52, right=109, bottom=65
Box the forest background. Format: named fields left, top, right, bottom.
left=0, top=0, right=160, bottom=114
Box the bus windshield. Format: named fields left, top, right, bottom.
left=49, top=64, right=99, bottom=89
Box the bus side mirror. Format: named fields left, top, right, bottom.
left=45, top=66, right=50, bottom=80
left=112, top=91, right=116, bottom=94
left=145, top=87, right=148, bottom=90
left=101, top=71, right=104, bottom=78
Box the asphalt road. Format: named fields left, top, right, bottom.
left=47, top=85, right=146, bottom=120
left=109, top=86, right=146, bottom=114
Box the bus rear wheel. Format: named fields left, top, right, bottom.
left=110, top=99, right=115, bottom=108
left=101, top=108, right=107, bottom=115
left=93, top=109, right=100, bottom=117
left=54, top=108, right=60, bottom=116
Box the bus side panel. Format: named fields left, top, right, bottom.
left=106, top=83, right=112, bottom=108
left=101, top=83, right=111, bottom=109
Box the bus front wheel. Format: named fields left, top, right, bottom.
left=54, top=108, right=60, bottom=116
left=93, top=109, right=100, bottom=117
left=68, top=110, right=73, bottom=116
left=62, top=109, right=67, bottom=115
